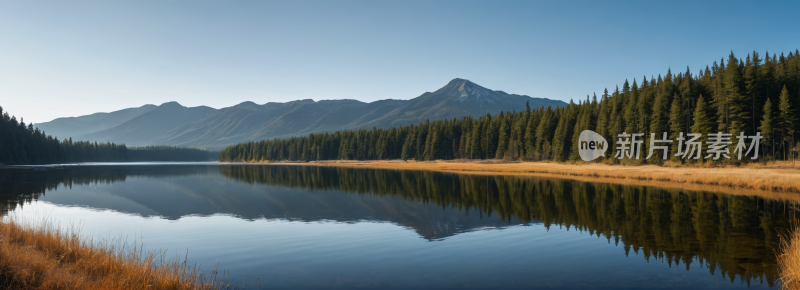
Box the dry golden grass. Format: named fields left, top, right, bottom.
left=302, top=159, right=800, bottom=201
left=0, top=216, right=218, bottom=290
left=780, top=222, right=800, bottom=290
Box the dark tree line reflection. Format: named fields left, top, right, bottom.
left=220, top=165, right=795, bottom=287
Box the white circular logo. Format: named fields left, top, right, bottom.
left=578, top=130, right=608, bottom=161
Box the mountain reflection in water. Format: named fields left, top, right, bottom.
left=0, top=164, right=794, bottom=288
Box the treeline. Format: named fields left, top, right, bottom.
left=61, top=139, right=129, bottom=162
left=0, top=105, right=63, bottom=164
left=128, top=146, right=219, bottom=162
left=0, top=106, right=217, bottom=165
left=221, top=50, right=800, bottom=163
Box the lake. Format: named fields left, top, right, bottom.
left=0, top=163, right=793, bottom=289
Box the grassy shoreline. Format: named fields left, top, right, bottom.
left=0, top=216, right=217, bottom=290
left=781, top=224, right=800, bottom=290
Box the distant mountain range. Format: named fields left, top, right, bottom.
left=36, top=78, right=566, bottom=149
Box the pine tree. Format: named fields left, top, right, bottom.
left=669, top=95, right=685, bottom=162
left=624, top=79, right=638, bottom=133
left=713, top=59, right=729, bottom=132
left=596, top=90, right=610, bottom=141
left=759, top=98, right=774, bottom=157
left=778, top=85, right=796, bottom=160
left=552, top=112, right=569, bottom=162
left=724, top=52, right=751, bottom=136
left=690, top=94, right=711, bottom=132
left=637, top=76, right=653, bottom=136
left=650, top=85, right=671, bottom=140
left=691, top=95, right=713, bottom=162
left=534, top=109, right=553, bottom=160
left=470, top=121, right=481, bottom=159
left=508, top=117, right=523, bottom=160
left=552, top=105, right=576, bottom=162
left=746, top=51, right=762, bottom=132
left=495, top=112, right=509, bottom=159
left=523, top=111, right=537, bottom=160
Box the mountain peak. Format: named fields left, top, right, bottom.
left=444, top=78, right=474, bottom=87
left=434, top=78, right=494, bottom=101
left=159, top=101, right=185, bottom=108
left=233, top=101, right=261, bottom=110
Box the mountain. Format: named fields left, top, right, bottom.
left=147, top=99, right=394, bottom=148
left=360, top=78, right=558, bottom=128
left=41, top=79, right=566, bottom=148
left=74, top=102, right=217, bottom=145
left=298, top=99, right=409, bottom=134
left=34, top=104, right=157, bottom=139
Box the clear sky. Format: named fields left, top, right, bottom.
left=1, top=0, right=798, bottom=124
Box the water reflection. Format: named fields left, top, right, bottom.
left=220, top=165, right=794, bottom=287
left=0, top=164, right=794, bottom=288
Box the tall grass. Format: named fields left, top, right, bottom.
left=780, top=220, right=800, bottom=290
left=0, top=215, right=221, bottom=290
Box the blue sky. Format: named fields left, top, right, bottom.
left=1, top=0, right=798, bottom=124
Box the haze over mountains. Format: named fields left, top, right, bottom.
left=36, top=79, right=566, bottom=149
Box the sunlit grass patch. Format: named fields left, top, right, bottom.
left=780, top=220, right=800, bottom=290
left=0, top=215, right=224, bottom=290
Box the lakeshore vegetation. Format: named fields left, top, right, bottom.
left=780, top=225, right=800, bottom=290
left=220, top=50, right=800, bottom=164
left=0, top=216, right=218, bottom=290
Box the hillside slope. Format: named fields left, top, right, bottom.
left=34, top=105, right=157, bottom=139
left=75, top=102, right=217, bottom=145
left=360, top=78, right=561, bottom=128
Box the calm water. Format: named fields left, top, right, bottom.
left=0, top=163, right=794, bottom=289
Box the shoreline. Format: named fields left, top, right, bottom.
left=0, top=216, right=215, bottom=290
left=249, top=159, right=800, bottom=201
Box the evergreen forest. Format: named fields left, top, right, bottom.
left=128, top=146, right=219, bottom=162
left=220, top=50, right=800, bottom=164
